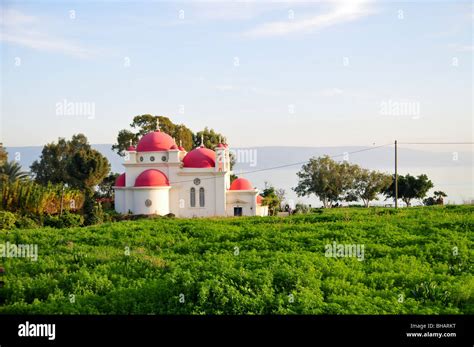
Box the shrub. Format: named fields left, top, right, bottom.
left=14, top=215, right=39, bottom=229
left=0, top=211, right=17, bottom=229
left=294, top=203, right=311, bottom=214
left=43, top=212, right=83, bottom=228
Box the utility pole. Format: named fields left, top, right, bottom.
left=394, top=140, right=398, bottom=208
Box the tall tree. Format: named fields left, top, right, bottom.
left=30, top=134, right=91, bottom=186
left=193, top=127, right=227, bottom=149
left=384, top=173, right=434, bottom=207
left=96, top=172, right=120, bottom=199
left=347, top=169, right=392, bottom=207
left=294, top=156, right=357, bottom=208
left=67, top=148, right=110, bottom=225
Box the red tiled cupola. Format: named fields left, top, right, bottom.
left=182, top=147, right=216, bottom=168
left=229, top=177, right=254, bottom=191
left=134, top=169, right=170, bottom=187
left=115, top=173, right=126, bottom=187
left=136, top=131, right=176, bottom=152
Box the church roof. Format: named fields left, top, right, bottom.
left=136, top=131, right=176, bottom=152
left=135, top=169, right=169, bottom=187
left=182, top=147, right=216, bottom=168
left=229, top=177, right=254, bottom=191
left=115, top=173, right=126, bottom=187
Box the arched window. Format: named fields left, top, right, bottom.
left=199, top=187, right=205, bottom=207
left=190, top=188, right=196, bottom=207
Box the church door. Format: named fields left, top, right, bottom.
left=234, top=207, right=243, bottom=216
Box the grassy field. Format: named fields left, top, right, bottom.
left=0, top=206, right=472, bottom=314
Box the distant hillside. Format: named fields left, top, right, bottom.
left=6, top=144, right=472, bottom=205
left=6, top=144, right=472, bottom=173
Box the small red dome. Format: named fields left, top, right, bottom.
left=115, top=173, right=126, bottom=187
left=216, top=143, right=225, bottom=148
left=183, top=147, right=216, bottom=168
left=178, top=146, right=186, bottom=151
left=229, top=177, right=254, bottom=190
left=136, top=131, right=176, bottom=152
left=256, top=195, right=263, bottom=205
left=170, top=144, right=178, bottom=150
left=127, top=145, right=136, bottom=151
left=135, top=169, right=169, bottom=187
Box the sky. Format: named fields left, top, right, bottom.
left=0, top=0, right=472, bottom=149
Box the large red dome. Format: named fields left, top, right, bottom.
left=229, top=177, right=254, bottom=190
left=136, top=131, right=176, bottom=152
left=115, top=173, right=126, bottom=187
left=182, top=147, right=216, bottom=168
left=134, top=169, right=169, bottom=187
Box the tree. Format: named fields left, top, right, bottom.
left=112, top=115, right=194, bottom=156
left=424, top=191, right=447, bottom=206
left=0, top=144, right=8, bottom=165
left=67, top=148, right=110, bottom=225
left=348, top=169, right=392, bottom=207
left=30, top=134, right=91, bottom=186
left=384, top=173, right=434, bottom=207
left=293, top=156, right=357, bottom=208
left=0, top=161, right=29, bottom=183
left=96, top=172, right=120, bottom=199
left=193, top=127, right=228, bottom=149
left=261, top=183, right=284, bottom=216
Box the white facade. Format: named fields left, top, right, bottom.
left=113, top=132, right=267, bottom=218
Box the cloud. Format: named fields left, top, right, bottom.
left=243, top=0, right=375, bottom=38
left=0, top=8, right=95, bottom=59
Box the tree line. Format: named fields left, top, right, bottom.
left=294, top=155, right=443, bottom=208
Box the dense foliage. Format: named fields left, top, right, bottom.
left=0, top=179, right=84, bottom=215
left=385, top=174, right=434, bottom=207
left=0, top=206, right=471, bottom=314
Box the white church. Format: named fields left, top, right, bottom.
left=113, top=129, right=268, bottom=217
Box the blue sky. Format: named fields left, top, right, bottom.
left=1, top=0, right=472, bottom=148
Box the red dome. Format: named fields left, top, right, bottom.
left=178, top=146, right=186, bottom=151
left=127, top=145, right=136, bottom=151
left=229, top=178, right=254, bottom=190
left=134, top=169, right=169, bottom=187
left=183, top=147, right=216, bottom=168
left=136, top=131, right=176, bottom=152
left=115, top=173, right=126, bottom=187
left=256, top=195, right=263, bottom=205
left=216, top=143, right=225, bottom=148
left=170, top=144, right=178, bottom=150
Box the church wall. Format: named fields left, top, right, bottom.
left=114, top=189, right=125, bottom=214
left=132, top=188, right=170, bottom=215
left=225, top=191, right=258, bottom=217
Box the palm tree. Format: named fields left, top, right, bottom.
left=0, top=161, right=29, bottom=182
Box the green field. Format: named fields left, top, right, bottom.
left=0, top=206, right=472, bottom=314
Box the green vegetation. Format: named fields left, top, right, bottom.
left=0, top=206, right=472, bottom=314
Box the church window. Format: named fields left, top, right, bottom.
left=199, top=187, right=205, bottom=207
left=190, top=188, right=196, bottom=207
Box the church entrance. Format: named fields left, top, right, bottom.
left=233, top=207, right=243, bottom=216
